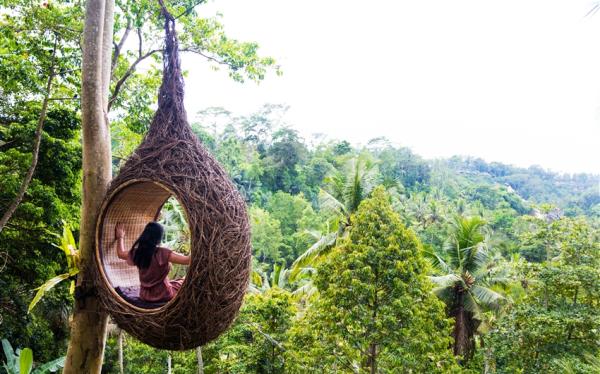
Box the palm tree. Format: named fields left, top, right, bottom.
left=291, top=154, right=379, bottom=274
left=428, top=216, right=506, bottom=362
left=250, top=263, right=317, bottom=304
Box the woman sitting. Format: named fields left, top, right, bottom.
left=115, top=221, right=190, bottom=303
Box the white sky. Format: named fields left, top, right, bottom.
left=181, top=0, right=600, bottom=174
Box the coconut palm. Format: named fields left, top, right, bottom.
left=291, top=154, right=379, bottom=274
left=250, top=263, right=317, bottom=305
left=428, top=215, right=506, bottom=362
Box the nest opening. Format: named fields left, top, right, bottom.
left=96, top=180, right=191, bottom=312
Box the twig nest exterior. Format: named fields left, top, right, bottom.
left=94, top=11, right=251, bottom=350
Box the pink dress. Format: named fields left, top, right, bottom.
left=128, top=247, right=184, bottom=302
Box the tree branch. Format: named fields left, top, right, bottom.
left=137, top=27, right=143, bottom=58
left=181, top=47, right=235, bottom=69
left=48, top=97, right=79, bottom=101
left=111, top=17, right=131, bottom=80
left=174, top=0, right=207, bottom=19
left=0, top=140, right=17, bottom=152
left=248, top=322, right=286, bottom=352
left=107, top=48, right=161, bottom=111
left=0, top=38, right=58, bottom=234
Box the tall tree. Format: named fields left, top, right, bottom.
left=428, top=216, right=506, bottom=362
left=211, top=288, right=296, bottom=373
left=288, top=187, right=459, bottom=373
left=249, top=206, right=284, bottom=265
left=490, top=218, right=600, bottom=373
left=266, top=192, right=322, bottom=264
left=1, top=0, right=84, bottom=363
left=291, top=154, right=379, bottom=274
left=63, top=0, right=114, bottom=371
left=0, top=50, right=56, bottom=233
left=0, top=1, right=82, bottom=234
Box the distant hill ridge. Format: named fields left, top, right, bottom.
left=434, top=155, right=599, bottom=217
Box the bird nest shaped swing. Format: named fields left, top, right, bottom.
left=94, top=8, right=251, bottom=350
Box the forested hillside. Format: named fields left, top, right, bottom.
left=1, top=1, right=599, bottom=372
left=3, top=101, right=598, bottom=372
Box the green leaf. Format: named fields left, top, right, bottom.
left=462, top=292, right=482, bottom=315
left=2, top=339, right=16, bottom=371
left=290, top=232, right=337, bottom=280
left=32, top=356, right=65, bottom=374
left=251, top=270, right=263, bottom=287
left=432, top=286, right=454, bottom=304
left=424, top=250, right=452, bottom=274
left=19, top=348, right=32, bottom=374
left=272, top=263, right=282, bottom=287
left=28, top=273, right=71, bottom=314
left=470, top=285, right=505, bottom=312
left=429, top=274, right=461, bottom=288
left=292, top=281, right=317, bottom=301
left=318, top=189, right=347, bottom=217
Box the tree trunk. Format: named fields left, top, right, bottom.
left=63, top=0, right=114, bottom=372
left=167, top=353, right=172, bottom=374
left=118, top=329, right=124, bottom=374
left=196, top=347, right=204, bottom=374
left=453, top=306, right=468, bottom=357
left=451, top=291, right=475, bottom=363
left=368, top=343, right=377, bottom=374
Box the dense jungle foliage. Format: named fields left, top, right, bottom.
left=1, top=1, right=599, bottom=373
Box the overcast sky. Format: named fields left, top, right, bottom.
left=180, top=0, right=600, bottom=174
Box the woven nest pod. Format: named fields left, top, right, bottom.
left=94, top=8, right=251, bottom=350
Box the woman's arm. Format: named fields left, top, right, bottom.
left=169, top=251, right=191, bottom=265
left=115, top=223, right=130, bottom=261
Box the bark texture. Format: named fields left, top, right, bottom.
left=63, top=0, right=114, bottom=372
left=451, top=290, right=476, bottom=362
left=118, top=330, right=124, bottom=374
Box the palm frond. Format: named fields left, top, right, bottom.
left=462, top=292, right=482, bottom=316
left=443, top=239, right=463, bottom=270
left=290, top=231, right=337, bottom=279
left=485, top=277, right=512, bottom=292
left=318, top=189, right=347, bottom=218
left=429, top=274, right=461, bottom=288
left=464, top=243, right=489, bottom=274
left=292, top=280, right=318, bottom=301
left=333, top=155, right=379, bottom=214
left=272, top=263, right=282, bottom=286
left=453, top=216, right=486, bottom=250
left=247, top=284, right=262, bottom=294
left=291, top=266, right=317, bottom=282
left=432, top=285, right=455, bottom=304
left=469, top=285, right=505, bottom=312
left=2, top=339, right=16, bottom=371
left=583, top=353, right=600, bottom=369
left=424, top=249, right=452, bottom=274
left=274, top=266, right=290, bottom=289
left=345, top=157, right=364, bottom=214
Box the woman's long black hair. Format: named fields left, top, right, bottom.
left=131, top=222, right=164, bottom=269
